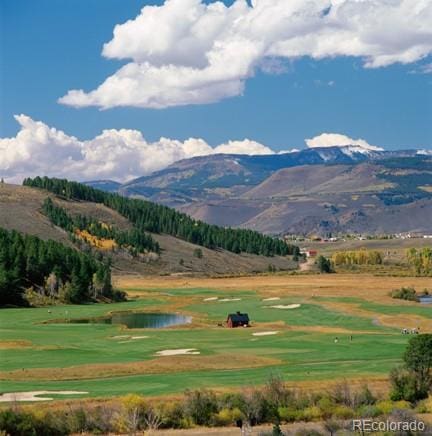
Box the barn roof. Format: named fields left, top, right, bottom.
left=227, top=313, right=249, bottom=323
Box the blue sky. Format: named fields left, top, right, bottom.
left=1, top=0, right=431, bottom=149
left=0, top=0, right=431, bottom=182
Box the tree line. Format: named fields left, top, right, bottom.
left=406, top=247, right=432, bottom=276
left=0, top=227, right=123, bottom=307
left=331, top=250, right=383, bottom=266
left=24, top=177, right=298, bottom=257
left=42, top=197, right=160, bottom=255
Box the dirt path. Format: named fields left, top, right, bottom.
left=299, top=257, right=315, bottom=272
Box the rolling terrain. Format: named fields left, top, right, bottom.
left=88, top=150, right=432, bottom=235
left=1, top=274, right=431, bottom=399
left=0, top=183, right=296, bottom=276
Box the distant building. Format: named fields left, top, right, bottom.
left=227, top=312, right=250, bottom=328
left=305, top=250, right=317, bottom=258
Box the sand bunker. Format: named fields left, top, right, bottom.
left=269, top=304, right=301, bottom=309
left=156, top=348, right=200, bottom=356
left=262, top=297, right=281, bottom=301
left=253, top=331, right=279, bottom=336
left=0, top=391, right=88, bottom=402
left=112, top=335, right=148, bottom=341
left=219, top=298, right=241, bottom=302
left=203, top=297, right=218, bottom=301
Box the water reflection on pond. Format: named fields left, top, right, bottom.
left=69, top=312, right=192, bottom=328
left=419, top=296, right=432, bottom=304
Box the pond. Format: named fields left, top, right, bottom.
left=419, top=296, right=432, bottom=304
left=65, top=312, right=192, bottom=329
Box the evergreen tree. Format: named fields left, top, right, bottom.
left=24, top=177, right=299, bottom=257
left=0, top=227, right=119, bottom=307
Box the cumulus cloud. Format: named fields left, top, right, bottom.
left=0, top=115, right=273, bottom=183
left=305, top=132, right=383, bottom=151
left=59, top=0, right=432, bottom=109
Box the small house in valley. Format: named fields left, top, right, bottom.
left=227, top=312, right=250, bottom=328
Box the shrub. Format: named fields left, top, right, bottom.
left=376, top=400, right=411, bottom=415
left=376, top=400, right=396, bottom=415
left=85, top=404, right=117, bottom=434
left=316, top=256, right=333, bottom=273
left=389, top=367, right=419, bottom=402
left=240, top=388, right=269, bottom=425
left=212, top=407, right=243, bottom=426
left=356, top=404, right=381, bottom=418
left=264, top=374, right=294, bottom=408
left=317, top=396, right=335, bottom=418
left=278, top=407, right=301, bottom=423
left=302, top=406, right=323, bottom=421
left=158, top=401, right=186, bottom=429
left=0, top=409, right=67, bottom=436
left=218, top=392, right=246, bottom=411
left=332, top=405, right=354, bottom=419
left=117, top=394, right=147, bottom=433
left=415, top=397, right=432, bottom=414
left=390, top=287, right=418, bottom=302
left=354, top=385, right=377, bottom=407
left=184, top=389, right=218, bottom=426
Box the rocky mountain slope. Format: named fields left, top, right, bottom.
left=87, top=147, right=432, bottom=236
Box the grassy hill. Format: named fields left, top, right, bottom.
left=0, top=183, right=296, bottom=276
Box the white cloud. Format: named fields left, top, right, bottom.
left=419, top=63, right=432, bottom=74
left=0, top=115, right=274, bottom=183
left=305, top=132, right=383, bottom=151
left=59, top=0, right=432, bottom=109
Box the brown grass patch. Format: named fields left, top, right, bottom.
left=0, top=340, right=33, bottom=349
left=318, top=300, right=432, bottom=332
left=0, top=354, right=280, bottom=382
left=116, top=274, right=432, bottom=304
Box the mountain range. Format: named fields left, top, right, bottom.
left=86, top=146, right=432, bottom=236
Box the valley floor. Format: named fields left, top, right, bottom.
left=1, top=274, right=431, bottom=402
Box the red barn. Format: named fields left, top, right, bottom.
left=227, top=312, right=250, bottom=328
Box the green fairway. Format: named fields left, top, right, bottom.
left=0, top=287, right=416, bottom=400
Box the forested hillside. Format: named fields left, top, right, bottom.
left=24, top=177, right=297, bottom=257
left=0, top=227, right=123, bottom=307
left=42, top=197, right=160, bottom=255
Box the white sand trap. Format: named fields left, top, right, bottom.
left=203, top=297, right=218, bottom=301
left=219, top=298, right=241, bottom=302
left=0, top=391, right=88, bottom=402
left=131, top=336, right=149, bottom=340
left=269, top=304, right=301, bottom=309
left=111, top=335, right=130, bottom=339
left=262, top=297, right=281, bottom=301
left=156, top=348, right=200, bottom=356
left=253, top=331, right=279, bottom=336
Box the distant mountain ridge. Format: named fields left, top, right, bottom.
left=85, top=146, right=432, bottom=235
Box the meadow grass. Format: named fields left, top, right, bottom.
left=1, top=276, right=427, bottom=400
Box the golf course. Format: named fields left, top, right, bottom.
left=1, top=274, right=431, bottom=402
